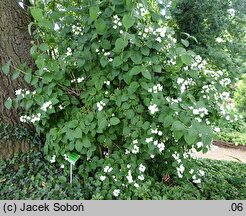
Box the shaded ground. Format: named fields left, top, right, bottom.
left=196, top=144, right=246, bottom=163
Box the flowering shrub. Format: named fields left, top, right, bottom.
left=2, top=0, right=238, bottom=198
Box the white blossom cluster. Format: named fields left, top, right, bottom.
left=136, top=3, right=148, bottom=16
left=176, top=77, right=195, bottom=93
left=145, top=136, right=165, bottom=153
left=112, top=15, right=122, bottom=29
left=96, top=48, right=113, bottom=62
left=166, top=97, right=182, bottom=104
left=192, top=107, right=209, bottom=118
left=71, top=76, right=85, bottom=83
left=113, top=189, right=120, bottom=197
left=219, top=78, right=231, bottom=87
left=191, top=169, right=205, bottom=184
left=148, top=103, right=158, bottom=114
left=50, top=155, right=56, bottom=163
left=172, top=152, right=185, bottom=178
left=72, top=25, right=83, bottom=35
left=104, top=165, right=113, bottom=173
left=20, top=113, right=41, bottom=123
left=15, top=89, right=36, bottom=97
left=148, top=84, right=163, bottom=93
left=190, top=55, right=207, bottom=70
left=41, top=101, right=52, bottom=112
left=66, top=47, right=72, bottom=56
left=96, top=101, right=106, bottom=111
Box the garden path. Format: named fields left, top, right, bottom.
left=195, top=145, right=246, bottom=163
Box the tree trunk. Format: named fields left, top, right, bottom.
left=0, top=0, right=34, bottom=159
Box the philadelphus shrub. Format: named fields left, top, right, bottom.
left=3, top=0, right=236, bottom=198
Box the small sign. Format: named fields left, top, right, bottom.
left=67, top=152, right=80, bottom=165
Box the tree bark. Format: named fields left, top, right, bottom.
left=0, top=0, right=34, bottom=159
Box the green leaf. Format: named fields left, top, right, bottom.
left=95, top=18, right=106, bottom=34
left=39, top=43, right=49, bottom=51
left=98, top=117, right=108, bottom=131
left=24, top=73, right=32, bottom=83
left=75, top=140, right=83, bottom=152
left=100, top=57, right=108, bottom=67
left=202, top=134, right=213, bottom=146
left=181, top=54, right=193, bottom=65
left=89, top=6, right=99, bottom=20
left=2, top=61, right=10, bottom=75
left=140, top=46, right=150, bottom=56
left=181, top=39, right=189, bottom=47
left=171, top=121, right=186, bottom=131
left=83, top=136, right=92, bottom=148
left=12, top=70, right=20, bottom=80
left=184, top=127, right=198, bottom=145
left=163, top=115, right=174, bottom=128
left=30, top=7, right=43, bottom=22
left=112, top=56, right=123, bottom=67
left=115, top=38, right=128, bottom=52
left=141, top=69, right=151, bottom=80
left=110, top=117, right=120, bottom=125
left=74, top=127, right=82, bottom=138
left=153, top=65, right=162, bottom=73
left=4, top=97, right=12, bottom=110
left=130, top=52, right=142, bottom=64
left=122, top=15, right=135, bottom=29
left=129, top=66, right=142, bottom=76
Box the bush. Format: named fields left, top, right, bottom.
left=216, top=130, right=246, bottom=146
left=1, top=0, right=239, bottom=198
left=234, top=74, right=246, bottom=113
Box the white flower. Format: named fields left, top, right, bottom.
left=60, top=164, right=64, bottom=169
left=127, top=164, right=131, bottom=169
left=150, top=154, right=155, bottom=158
left=139, top=164, right=146, bottom=172
left=126, top=170, right=133, bottom=183
left=50, top=155, right=56, bottom=163
left=133, top=140, right=138, bottom=144
left=132, top=145, right=139, bottom=154
left=15, top=89, right=22, bottom=96
left=138, top=175, right=144, bottom=181
left=104, top=81, right=110, bottom=86
left=77, top=77, right=85, bottom=83
left=148, top=104, right=158, bottom=114
left=214, top=127, right=220, bottom=133
left=189, top=169, right=194, bottom=174
left=145, top=137, right=153, bottom=143
left=113, top=25, right=117, bottom=29
left=104, top=166, right=113, bottom=173
left=196, top=142, right=203, bottom=148
left=64, top=154, right=68, bottom=160
left=156, top=37, right=162, bottom=43
left=113, top=189, right=120, bottom=197
left=96, top=49, right=100, bottom=53
left=41, top=101, right=52, bottom=112
left=158, top=131, right=163, bottom=136
left=125, top=149, right=130, bottom=154
left=100, top=176, right=106, bottom=181
left=199, top=170, right=205, bottom=177
left=193, top=178, right=201, bottom=184
left=96, top=101, right=106, bottom=111
left=134, top=183, right=139, bottom=188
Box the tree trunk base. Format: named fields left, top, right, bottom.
left=0, top=139, right=30, bottom=160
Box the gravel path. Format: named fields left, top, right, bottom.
left=196, top=145, right=246, bottom=163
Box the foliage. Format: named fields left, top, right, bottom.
left=1, top=150, right=246, bottom=199
left=0, top=0, right=241, bottom=198
left=172, top=0, right=246, bottom=74
left=216, top=130, right=246, bottom=146
left=234, top=74, right=246, bottom=113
